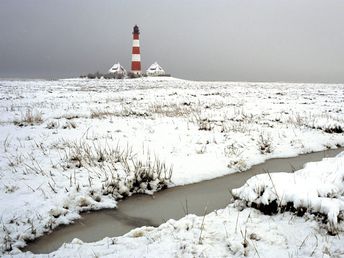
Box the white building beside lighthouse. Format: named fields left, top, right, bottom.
left=108, top=62, right=127, bottom=78
left=146, top=62, right=166, bottom=76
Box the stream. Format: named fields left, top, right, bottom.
left=25, top=148, right=344, bottom=253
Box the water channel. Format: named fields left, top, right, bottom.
left=25, top=148, right=343, bottom=253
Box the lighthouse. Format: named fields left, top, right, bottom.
left=131, top=25, right=141, bottom=75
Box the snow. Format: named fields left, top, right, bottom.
left=0, top=77, right=343, bottom=255
left=232, top=152, right=344, bottom=230
left=8, top=154, right=344, bottom=258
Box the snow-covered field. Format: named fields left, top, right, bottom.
left=10, top=153, right=344, bottom=258
left=0, top=77, right=343, bottom=255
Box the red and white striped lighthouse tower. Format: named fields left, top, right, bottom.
left=131, top=25, right=141, bottom=75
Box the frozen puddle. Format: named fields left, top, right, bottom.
left=25, top=148, right=344, bottom=254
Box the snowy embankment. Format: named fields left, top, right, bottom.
left=232, top=152, right=344, bottom=234
left=11, top=152, right=344, bottom=258
left=0, top=78, right=343, bottom=254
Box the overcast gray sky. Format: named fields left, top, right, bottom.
left=0, top=0, right=343, bottom=82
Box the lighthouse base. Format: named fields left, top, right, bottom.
left=127, top=71, right=143, bottom=78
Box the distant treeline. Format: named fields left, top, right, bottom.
left=80, top=72, right=171, bottom=79
left=80, top=72, right=126, bottom=79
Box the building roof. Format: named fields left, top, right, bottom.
left=108, top=62, right=127, bottom=74
left=146, top=62, right=165, bottom=74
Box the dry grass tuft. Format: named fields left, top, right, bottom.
left=14, top=109, right=43, bottom=126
